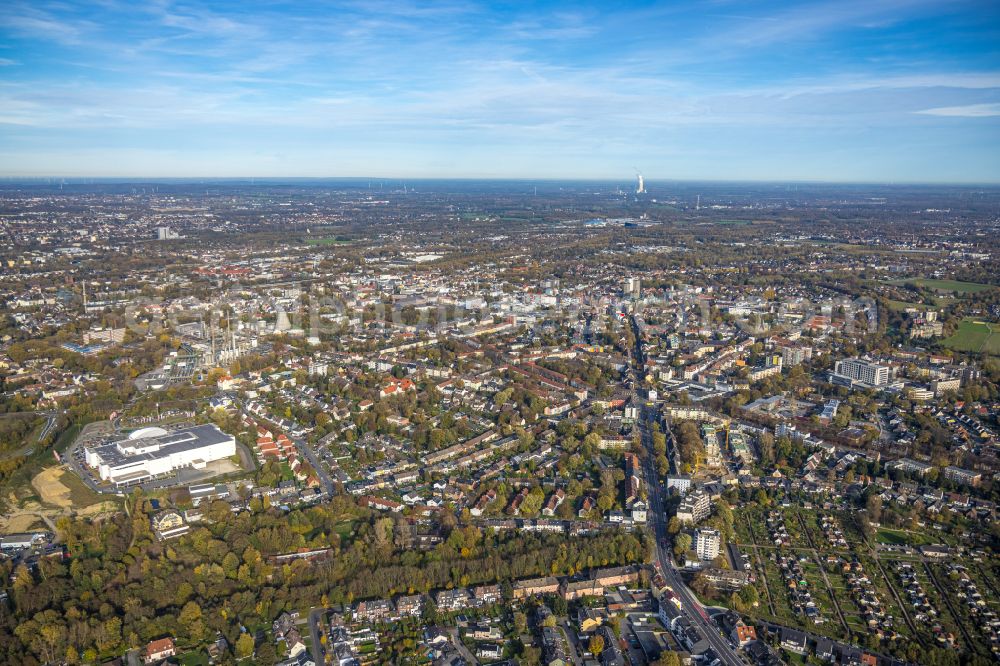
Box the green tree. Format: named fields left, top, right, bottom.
left=654, top=652, right=682, bottom=666
left=588, top=634, right=605, bottom=656
left=514, top=611, right=528, bottom=635
left=236, top=633, right=255, bottom=659
left=673, top=533, right=692, bottom=556
left=738, top=585, right=759, bottom=608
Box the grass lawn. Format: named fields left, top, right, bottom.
left=57, top=467, right=107, bottom=507
left=886, top=299, right=931, bottom=313
left=888, top=278, right=994, bottom=294
left=304, top=237, right=352, bottom=246
left=333, top=520, right=357, bottom=540
left=177, top=651, right=208, bottom=666
left=876, top=527, right=936, bottom=546
left=942, top=318, right=1000, bottom=355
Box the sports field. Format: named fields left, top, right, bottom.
left=942, top=319, right=1000, bottom=355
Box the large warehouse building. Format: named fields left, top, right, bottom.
left=85, top=424, right=235, bottom=487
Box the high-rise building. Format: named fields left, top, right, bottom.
left=676, top=488, right=711, bottom=524
left=833, top=358, right=890, bottom=387
left=636, top=174, right=646, bottom=194
left=694, top=528, right=721, bottom=560
left=702, top=424, right=721, bottom=467
left=157, top=226, right=180, bottom=240
left=779, top=344, right=811, bottom=367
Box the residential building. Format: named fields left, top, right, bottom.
left=513, top=576, right=560, bottom=600
left=396, top=594, right=423, bottom=617
left=943, top=466, right=982, bottom=487
left=144, top=637, right=176, bottom=664
left=666, top=475, right=691, bottom=495
left=694, top=528, right=721, bottom=561
left=473, top=584, right=501, bottom=606
left=436, top=588, right=472, bottom=612
left=676, top=488, right=711, bottom=524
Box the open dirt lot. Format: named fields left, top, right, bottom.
left=32, top=466, right=77, bottom=508
left=0, top=466, right=118, bottom=533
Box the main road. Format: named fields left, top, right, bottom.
left=628, top=314, right=746, bottom=666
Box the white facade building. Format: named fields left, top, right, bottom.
left=695, top=528, right=721, bottom=561
left=85, top=424, right=235, bottom=486
left=833, top=358, right=890, bottom=387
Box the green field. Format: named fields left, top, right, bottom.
left=305, top=237, right=352, bottom=246
left=333, top=520, right=358, bottom=540
left=177, top=651, right=209, bottom=666
left=875, top=527, right=930, bottom=546
left=889, top=278, right=994, bottom=294
left=886, top=299, right=930, bottom=313
left=942, top=318, right=1000, bottom=355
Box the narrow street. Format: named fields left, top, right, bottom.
left=308, top=608, right=326, bottom=666
left=447, top=628, right=480, bottom=665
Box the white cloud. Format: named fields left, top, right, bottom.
left=915, top=103, right=1000, bottom=117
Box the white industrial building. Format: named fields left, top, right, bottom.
left=85, top=424, right=235, bottom=487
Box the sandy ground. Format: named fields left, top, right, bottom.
left=1, top=513, right=43, bottom=532
left=0, top=466, right=117, bottom=533
left=32, top=466, right=75, bottom=508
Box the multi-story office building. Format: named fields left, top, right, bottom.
left=833, top=358, right=890, bottom=387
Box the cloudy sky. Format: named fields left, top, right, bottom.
left=1, top=0, right=998, bottom=181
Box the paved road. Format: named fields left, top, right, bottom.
left=37, top=413, right=59, bottom=442
left=236, top=400, right=336, bottom=496
left=629, top=314, right=746, bottom=666
left=447, top=628, right=480, bottom=665
left=0, top=411, right=61, bottom=461
left=308, top=608, right=326, bottom=665
left=640, top=409, right=746, bottom=666
left=559, top=619, right=584, bottom=665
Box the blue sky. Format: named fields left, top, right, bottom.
left=0, top=0, right=998, bottom=181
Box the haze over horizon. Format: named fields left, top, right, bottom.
left=1, top=0, right=999, bottom=182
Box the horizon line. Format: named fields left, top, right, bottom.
left=2, top=175, right=1000, bottom=187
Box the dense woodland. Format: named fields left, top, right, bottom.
left=0, top=491, right=647, bottom=665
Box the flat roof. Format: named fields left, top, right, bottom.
left=89, top=424, right=233, bottom=470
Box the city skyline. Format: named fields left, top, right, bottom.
left=1, top=0, right=999, bottom=182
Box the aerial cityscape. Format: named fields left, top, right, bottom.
left=1, top=2, right=999, bottom=666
